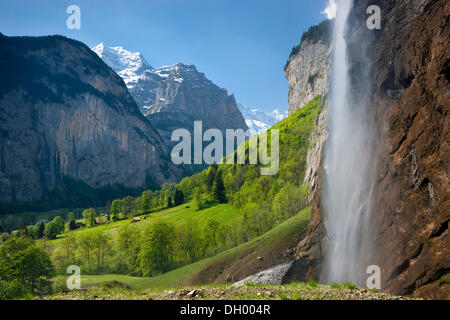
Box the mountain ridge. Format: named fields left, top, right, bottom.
left=0, top=34, right=180, bottom=205
left=92, top=43, right=249, bottom=155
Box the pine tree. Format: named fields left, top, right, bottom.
left=206, top=164, right=218, bottom=190
left=213, top=171, right=227, bottom=203
left=167, top=195, right=173, bottom=208
left=173, top=189, right=184, bottom=206
left=111, top=200, right=121, bottom=221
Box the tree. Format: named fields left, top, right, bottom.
left=111, top=200, right=121, bottom=221
left=177, top=220, right=202, bottom=263
left=52, top=216, right=65, bottom=234
left=122, top=196, right=134, bottom=216
left=132, top=197, right=142, bottom=216
left=44, top=221, right=59, bottom=239
left=118, top=225, right=141, bottom=274
left=173, top=189, right=184, bottom=206
left=91, top=230, right=111, bottom=271
left=213, top=171, right=227, bottom=203
left=203, top=219, right=220, bottom=254
left=163, top=189, right=172, bottom=208
left=141, top=190, right=153, bottom=213
left=66, top=219, right=78, bottom=231
left=272, top=183, right=307, bottom=222
left=153, top=193, right=161, bottom=209
left=56, top=234, right=78, bottom=271
left=82, top=208, right=96, bottom=227
left=206, top=164, right=218, bottom=190
left=33, top=222, right=45, bottom=239
left=166, top=195, right=173, bottom=208
left=77, top=233, right=94, bottom=271
left=0, top=237, right=55, bottom=296
left=66, top=212, right=75, bottom=223
left=104, top=202, right=111, bottom=221
left=193, top=188, right=202, bottom=210
left=139, top=221, right=176, bottom=275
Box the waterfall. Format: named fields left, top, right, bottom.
left=322, top=0, right=377, bottom=285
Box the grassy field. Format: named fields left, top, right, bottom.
left=47, top=201, right=240, bottom=249
left=54, top=206, right=311, bottom=291
left=0, top=207, right=100, bottom=231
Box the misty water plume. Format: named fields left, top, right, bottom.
left=322, top=0, right=377, bottom=286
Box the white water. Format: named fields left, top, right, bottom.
left=322, top=0, right=377, bottom=285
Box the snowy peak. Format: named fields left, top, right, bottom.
left=92, top=42, right=153, bottom=86
left=91, top=42, right=248, bottom=148
left=152, top=63, right=203, bottom=83
left=269, top=109, right=289, bottom=121
left=238, top=103, right=288, bottom=136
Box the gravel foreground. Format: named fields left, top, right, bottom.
left=40, top=282, right=416, bottom=300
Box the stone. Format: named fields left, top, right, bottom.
left=186, top=289, right=197, bottom=298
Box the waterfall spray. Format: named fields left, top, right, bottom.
left=322, top=0, right=377, bottom=285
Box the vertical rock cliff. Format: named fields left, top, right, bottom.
left=285, top=0, right=449, bottom=299
left=0, top=34, right=180, bottom=203
left=285, top=21, right=332, bottom=198
left=285, top=20, right=332, bottom=115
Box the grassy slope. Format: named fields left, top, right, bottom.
left=48, top=96, right=322, bottom=297
left=51, top=205, right=413, bottom=300
left=63, top=206, right=311, bottom=290
left=47, top=201, right=240, bottom=249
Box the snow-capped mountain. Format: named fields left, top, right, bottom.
left=91, top=43, right=248, bottom=152
left=238, top=103, right=288, bottom=136
left=92, top=43, right=153, bottom=87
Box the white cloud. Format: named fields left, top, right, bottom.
left=321, top=0, right=337, bottom=19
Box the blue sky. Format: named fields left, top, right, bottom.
left=0, top=0, right=332, bottom=112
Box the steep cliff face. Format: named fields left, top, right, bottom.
left=92, top=44, right=248, bottom=149
left=0, top=35, right=180, bottom=203
left=285, top=0, right=449, bottom=299
left=144, top=63, right=248, bottom=147
left=285, top=21, right=332, bottom=115
left=285, top=22, right=332, bottom=198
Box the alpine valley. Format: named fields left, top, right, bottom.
left=0, top=0, right=448, bottom=302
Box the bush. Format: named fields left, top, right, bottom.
left=0, top=237, right=55, bottom=296
left=0, top=279, right=28, bottom=300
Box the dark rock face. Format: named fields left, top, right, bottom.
left=0, top=34, right=180, bottom=203
left=286, top=0, right=449, bottom=299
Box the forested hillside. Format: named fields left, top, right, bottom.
left=0, top=94, right=323, bottom=299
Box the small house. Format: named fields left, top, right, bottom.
left=131, top=217, right=141, bottom=223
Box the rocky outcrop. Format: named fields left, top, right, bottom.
left=233, top=262, right=293, bottom=287
left=287, top=0, right=449, bottom=299
left=0, top=34, right=180, bottom=203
